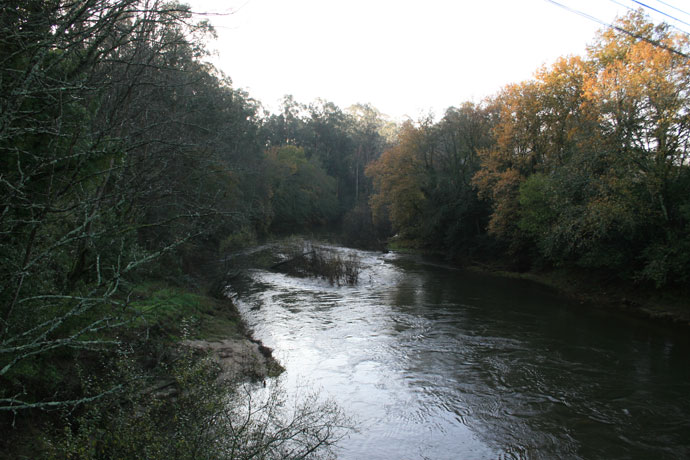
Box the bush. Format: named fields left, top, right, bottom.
left=278, top=243, right=361, bottom=286
left=42, top=345, right=352, bottom=460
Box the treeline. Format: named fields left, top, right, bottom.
left=366, top=11, right=690, bottom=290
left=0, top=0, right=390, bottom=404
left=261, top=97, right=395, bottom=237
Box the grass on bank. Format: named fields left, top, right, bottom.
left=2, top=280, right=247, bottom=411
left=1, top=279, right=261, bottom=459
left=127, top=281, right=245, bottom=341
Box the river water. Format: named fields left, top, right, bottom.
left=228, top=243, right=690, bottom=459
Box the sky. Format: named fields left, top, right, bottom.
left=187, top=0, right=689, bottom=120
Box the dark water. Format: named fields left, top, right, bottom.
left=228, top=244, right=690, bottom=459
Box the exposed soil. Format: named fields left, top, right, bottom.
left=183, top=337, right=283, bottom=382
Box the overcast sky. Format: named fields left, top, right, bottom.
left=188, top=0, right=689, bottom=119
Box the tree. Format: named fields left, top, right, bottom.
left=345, top=103, right=391, bottom=205
left=579, top=11, right=690, bottom=284
left=366, top=122, right=427, bottom=239
left=265, top=146, right=338, bottom=230
left=421, top=103, right=494, bottom=257
left=472, top=10, right=690, bottom=282
left=472, top=56, right=588, bottom=259
left=43, top=350, right=351, bottom=460
left=302, top=100, right=356, bottom=208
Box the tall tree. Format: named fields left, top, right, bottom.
left=265, top=145, right=338, bottom=230
left=579, top=11, right=690, bottom=284
left=366, top=122, right=428, bottom=239
left=472, top=56, right=588, bottom=257
left=423, top=103, right=494, bottom=256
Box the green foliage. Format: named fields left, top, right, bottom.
left=464, top=11, right=690, bottom=280
left=518, top=173, right=556, bottom=241
left=420, top=105, right=494, bottom=258
left=366, top=106, right=494, bottom=258
left=363, top=11, right=689, bottom=286
left=341, top=201, right=389, bottom=248
left=365, top=122, right=428, bottom=239
left=128, top=283, right=243, bottom=341
left=0, top=0, right=270, bottom=416
left=266, top=146, right=339, bottom=230
left=640, top=237, right=690, bottom=288
left=41, top=346, right=221, bottom=459
left=3, top=2, right=689, bottom=456
left=220, top=226, right=259, bottom=253
left=1, top=1, right=361, bottom=457
left=130, top=284, right=207, bottom=327
left=41, top=347, right=350, bottom=460
left=262, top=98, right=392, bottom=215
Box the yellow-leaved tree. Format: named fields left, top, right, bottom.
left=472, top=55, right=588, bottom=254
left=365, top=122, right=428, bottom=239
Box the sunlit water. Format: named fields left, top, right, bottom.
left=227, top=245, right=690, bottom=459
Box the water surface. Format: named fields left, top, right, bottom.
left=229, top=245, right=690, bottom=459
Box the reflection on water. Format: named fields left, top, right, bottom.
left=229, top=245, right=690, bottom=460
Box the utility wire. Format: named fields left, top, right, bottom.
left=610, top=0, right=690, bottom=37
left=654, top=0, right=690, bottom=19
left=611, top=0, right=690, bottom=19
left=546, top=0, right=615, bottom=29
left=630, top=0, right=690, bottom=28
left=609, top=0, right=635, bottom=12
left=544, top=0, right=689, bottom=58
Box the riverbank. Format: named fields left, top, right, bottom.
left=460, top=262, right=690, bottom=327
left=385, top=239, right=690, bottom=327
left=484, top=266, right=690, bottom=326
left=1, top=277, right=283, bottom=459
left=130, top=280, right=284, bottom=381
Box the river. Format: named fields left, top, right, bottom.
left=227, top=242, right=690, bottom=459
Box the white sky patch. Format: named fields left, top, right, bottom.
left=188, top=0, right=686, bottom=120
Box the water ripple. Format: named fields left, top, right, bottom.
left=229, top=244, right=690, bottom=460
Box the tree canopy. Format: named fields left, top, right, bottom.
left=368, top=11, right=690, bottom=284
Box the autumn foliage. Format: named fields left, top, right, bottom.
left=366, top=122, right=427, bottom=238
left=367, top=11, right=690, bottom=286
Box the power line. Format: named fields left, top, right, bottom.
left=609, top=0, right=636, bottom=13
left=613, top=0, right=690, bottom=37
left=655, top=0, right=690, bottom=18
left=544, top=0, right=689, bottom=58
left=546, top=0, right=612, bottom=29
left=630, top=0, right=690, bottom=28
left=610, top=0, right=690, bottom=21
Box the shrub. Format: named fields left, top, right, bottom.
left=278, top=243, right=361, bottom=286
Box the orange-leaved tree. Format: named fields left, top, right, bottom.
left=365, top=122, right=428, bottom=239
left=579, top=10, right=690, bottom=284
left=472, top=55, right=588, bottom=256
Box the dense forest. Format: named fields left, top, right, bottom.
left=367, top=12, right=690, bottom=288
left=1, top=0, right=688, bottom=458
left=367, top=13, right=690, bottom=290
